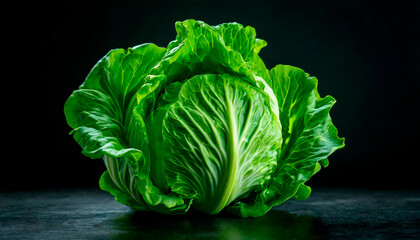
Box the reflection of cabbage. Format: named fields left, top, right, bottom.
left=64, top=19, right=344, bottom=217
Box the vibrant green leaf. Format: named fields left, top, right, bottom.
left=162, top=74, right=281, bottom=215
left=228, top=65, right=345, bottom=217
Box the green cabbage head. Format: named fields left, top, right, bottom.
left=64, top=19, right=344, bottom=217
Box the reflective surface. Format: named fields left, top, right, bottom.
left=0, top=188, right=419, bottom=239
left=109, top=209, right=325, bottom=239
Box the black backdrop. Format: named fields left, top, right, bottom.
left=7, top=0, right=418, bottom=191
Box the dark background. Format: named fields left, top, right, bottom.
left=7, top=0, right=418, bottom=191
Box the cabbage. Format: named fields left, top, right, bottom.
left=64, top=19, right=344, bottom=217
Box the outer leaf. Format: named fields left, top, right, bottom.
left=228, top=65, right=345, bottom=217
left=150, top=20, right=257, bottom=88
left=161, top=74, right=281, bottom=215
left=213, top=22, right=271, bottom=83
left=140, top=20, right=274, bottom=111
left=64, top=44, right=166, bottom=160
left=64, top=43, right=191, bottom=213
left=99, top=169, right=146, bottom=210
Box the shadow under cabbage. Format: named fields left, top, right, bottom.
left=109, top=209, right=328, bottom=240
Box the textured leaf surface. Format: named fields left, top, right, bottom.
left=64, top=44, right=165, bottom=160
left=162, top=74, right=281, bottom=214
left=228, top=65, right=345, bottom=217
left=64, top=44, right=191, bottom=214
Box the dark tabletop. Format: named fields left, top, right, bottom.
left=0, top=187, right=418, bottom=239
